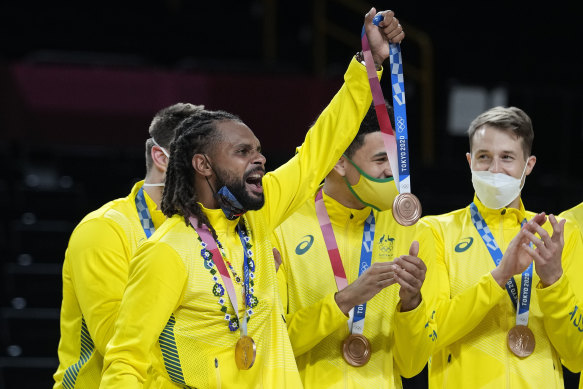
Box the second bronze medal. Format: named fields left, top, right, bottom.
left=342, top=334, right=371, bottom=367
left=392, top=192, right=422, bottom=226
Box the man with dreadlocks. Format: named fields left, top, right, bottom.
left=99, top=7, right=404, bottom=389
left=53, top=103, right=202, bottom=388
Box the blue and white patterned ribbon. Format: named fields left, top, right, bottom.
left=348, top=212, right=376, bottom=335
left=470, top=203, right=532, bottom=326
left=135, top=186, right=155, bottom=238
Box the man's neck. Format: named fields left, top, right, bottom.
left=322, top=177, right=365, bottom=210
left=507, top=195, right=521, bottom=210
left=142, top=185, right=163, bottom=210
left=195, top=176, right=220, bottom=210
left=198, top=194, right=219, bottom=210
left=143, top=172, right=165, bottom=209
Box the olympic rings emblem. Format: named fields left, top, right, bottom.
left=397, top=116, right=406, bottom=132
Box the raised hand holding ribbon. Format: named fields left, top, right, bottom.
left=360, top=12, right=422, bottom=226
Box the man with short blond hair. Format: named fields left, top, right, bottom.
left=420, top=105, right=583, bottom=388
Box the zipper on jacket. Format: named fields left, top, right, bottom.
left=215, top=357, right=221, bottom=389
left=441, top=353, right=451, bottom=389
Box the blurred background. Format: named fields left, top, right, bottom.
left=0, top=1, right=581, bottom=387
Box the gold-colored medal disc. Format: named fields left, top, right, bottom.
left=235, top=335, right=256, bottom=369
left=341, top=334, right=371, bottom=367
left=392, top=193, right=422, bottom=226
left=507, top=325, right=535, bottom=358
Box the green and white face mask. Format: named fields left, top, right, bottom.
left=342, top=154, right=399, bottom=211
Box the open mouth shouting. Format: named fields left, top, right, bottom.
left=245, top=169, right=265, bottom=196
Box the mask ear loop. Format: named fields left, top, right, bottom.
left=205, top=176, right=217, bottom=195
left=202, top=155, right=243, bottom=211
left=203, top=154, right=246, bottom=220
left=151, top=137, right=170, bottom=158
left=518, top=159, right=530, bottom=191
left=202, top=154, right=219, bottom=194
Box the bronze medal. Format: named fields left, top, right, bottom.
left=235, top=335, right=256, bottom=370
left=342, top=334, right=371, bottom=367
left=392, top=193, right=422, bottom=226
left=507, top=325, right=535, bottom=358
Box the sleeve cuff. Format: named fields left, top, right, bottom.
left=395, top=297, right=426, bottom=320
left=324, top=292, right=350, bottom=325
left=536, top=272, right=567, bottom=292
left=349, top=56, right=383, bottom=79
left=535, top=272, right=571, bottom=308
left=487, top=272, right=513, bottom=299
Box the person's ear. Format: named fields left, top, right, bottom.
left=333, top=156, right=348, bottom=177
left=525, top=155, right=536, bottom=176
left=151, top=145, right=169, bottom=173
left=192, top=154, right=213, bottom=177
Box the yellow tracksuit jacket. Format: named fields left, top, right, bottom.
left=99, top=57, right=379, bottom=389
left=272, top=189, right=437, bottom=388
left=53, top=181, right=166, bottom=388
left=559, top=202, right=583, bottom=389
left=419, top=195, right=583, bottom=388
left=561, top=202, right=583, bottom=233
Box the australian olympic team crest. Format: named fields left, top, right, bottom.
left=377, top=234, right=394, bottom=259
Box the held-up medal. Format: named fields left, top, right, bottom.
left=235, top=335, right=256, bottom=370
left=362, top=15, right=422, bottom=226
left=392, top=192, right=422, bottom=226
left=342, top=334, right=372, bottom=367
left=507, top=325, right=535, bottom=358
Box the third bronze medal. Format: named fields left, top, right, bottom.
left=507, top=324, right=535, bottom=358
left=468, top=204, right=536, bottom=359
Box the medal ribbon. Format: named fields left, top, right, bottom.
left=189, top=216, right=251, bottom=336
left=315, top=190, right=348, bottom=291
left=135, top=186, right=156, bottom=238
left=360, top=15, right=412, bottom=194
left=315, top=189, right=375, bottom=335
left=469, top=203, right=533, bottom=326
left=516, top=238, right=533, bottom=327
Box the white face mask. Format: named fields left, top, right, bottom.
left=143, top=137, right=170, bottom=187
left=471, top=161, right=528, bottom=209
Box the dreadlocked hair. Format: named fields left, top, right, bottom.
left=161, top=108, right=242, bottom=239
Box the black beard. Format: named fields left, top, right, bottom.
left=214, top=167, right=265, bottom=211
